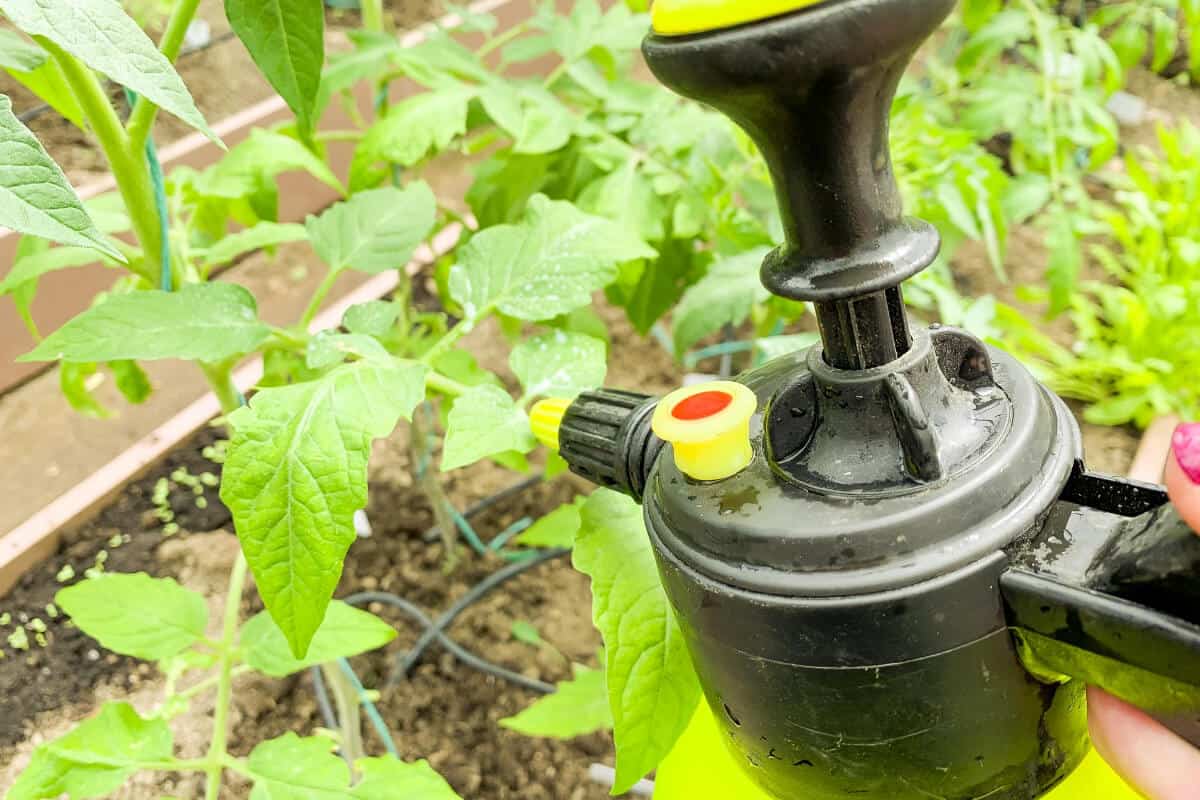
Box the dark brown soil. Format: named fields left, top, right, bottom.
left=0, top=305, right=680, bottom=799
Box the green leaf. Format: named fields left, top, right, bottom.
left=351, top=755, right=463, bottom=800
left=0, top=30, right=85, bottom=128
left=511, top=330, right=606, bottom=400
left=225, top=0, right=325, bottom=139
left=449, top=195, right=655, bottom=322
left=197, top=129, right=343, bottom=200
left=578, top=158, right=665, bottom=241
left=671, top=248, right=771, bottom=356
left=246, top=735, right=462, bottom=800
left=0, top=28, right=45, bottom=72
left=222, top=358, right=428, bottom=657
left=21, top=283, right=272, bottom=363
left=60, top=361, right=110, bottom=418
left=305, top=331, right=389, bottom=369
left=0, top=245, right=107, bottom=296
left=306, top=183, right=437, bottom=275
left=111, top=359, right=152, bottom=404
left=342, top=300, right=399, bottom=338
left=510, top=620, right=543, bottom=646
left=573, top=489, right=701, bottom=794
left=203, top=221, right=307, bottom=268
left=8, top=702, right=172, bottom=800
left=0, top=96, right=122, bottom=260
left=0, top=0, right=217, bottom=143
left=515, top=499, right=583, bottom=549
left=351, top=87, right=473, bottom=187
left=501, top=665, right=613, bottom=738
left=513, top=90, right=574, bottom=155
left=55, top=573, right=208, bottom=660
left=241, top=600, right=397, bottom=677
left=441, top=384, right=535, bottom=471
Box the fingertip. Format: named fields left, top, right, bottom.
left=1166, top=423, right=1200, bottom=534
left=1088, top=687, right=1200, bottom=799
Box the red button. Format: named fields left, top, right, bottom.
left=671, top=390, right=734, bottom=421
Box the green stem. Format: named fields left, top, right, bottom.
left=426, top=370, right=469, bottom=397
left=174, top=664, right=251, bottom=703
left=300, top=269, right=341, bottom=328
left=477, top=20, right=530, bottom=58
left=127, top=0, right=204, bottom=153
left=40, top=39, right=160, bottom=284
left=142, top=758, right=216, bottom=773
left=200, top=361, right=242, bottom=417
left=203, top=552, right=249, bottom=800
left=542, top=61, right=570, bottom=89
left=439, top=204, right=475, bottom=231
left=362, top=0, right=386, bottom=33
left=420, top=314, right=482, bottom=367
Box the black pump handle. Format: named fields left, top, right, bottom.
left=1003, top=467, right=1200, bottom=747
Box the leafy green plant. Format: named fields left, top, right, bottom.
left=999, top=121, right=1200, bottom=427
left=8, top=571, right=461, bottom=800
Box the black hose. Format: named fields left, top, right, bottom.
left=345, top=591, right=555, bottom=694
left=389, top=548, right=571, bottom=685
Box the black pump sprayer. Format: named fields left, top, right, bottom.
left=529, top=1, right=1200, bottom=798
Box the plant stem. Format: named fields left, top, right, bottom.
left=321, top=662, right=365, bottom=772
left=316, top=129, right=366, bottom=142
left=426, top=370, right=469, bottom=397
left=542, top=61, right=570, bottom=89
left=362, top=0, right=386, bottom=33
left=127, top=0, right=204, bottom=153
left=421, top=313, right=484, bottom=366
left=477, top=20, right=530, bottom=58
left=40, top=39, right=161, bottom=285
left=203, top=552, right=249, bottom=800
left=300, top=269, right=341, bottom=328
left=200, top=361, right=242, bottom=417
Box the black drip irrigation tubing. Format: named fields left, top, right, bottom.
left=308, top=476, right=574, bottom=759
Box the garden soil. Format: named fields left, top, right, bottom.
left=0, top=303, right=680, bottom=800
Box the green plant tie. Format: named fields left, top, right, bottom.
left=123, top=88, right=172, bottom=291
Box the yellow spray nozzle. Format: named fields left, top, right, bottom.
left=651, top=381, right=757, bottom=481
left=530, top=397, right=572, bottom=450
left=651, top=0, right=830, bottom=37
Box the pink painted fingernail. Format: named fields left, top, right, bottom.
left=1171, top=423, right=1200, bottom=484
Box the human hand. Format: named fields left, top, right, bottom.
left=1087, top=423, right=1200, bottom=800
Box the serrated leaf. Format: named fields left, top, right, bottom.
left=225, top=0, right=324, bottom=139
left=578, top=158, right=665, bottom=241
left=478, top=82, right=524, bottom=137
left=222, top=358, right=428, bottom=657
left=441, top=384, right=535, bottom=471
left=8, top=702, right=173, bottom=800
left=342, top=300, right=399, bottom=338
left=241, top=600, right=397, bottom=677
left=513, top=90, right=574, bottom=155
left=573, top=489, right=701, bottom=794
left=246, top=735, right=462, bottom=800
left=21, top=283, right=272, bottom=363
left=449, top=195, right=655, bottom=322
left=515, top=499, right=583, bottom=548
left=0, top=0, right=217, bottom=143
left=501, top=665, right=612, bottom=738
left=510, top=330, right=606, bottom=400
left=55, top=573, right=208, bottom=660
left=0, top=245, right=108, bottom=296
left=671, top=248, right=770, bottom=356
left=0, top=95, right=122, bottom=260
left=203, top=221, right=307, bottom=268
left=307, top=183, right=436, bottom=275
left=351, top=88, right=473, bottom=187
left=197, top=129, right=343, bottom=200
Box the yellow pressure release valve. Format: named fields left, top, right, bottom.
left=650, top=381, right=757, bottom=481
